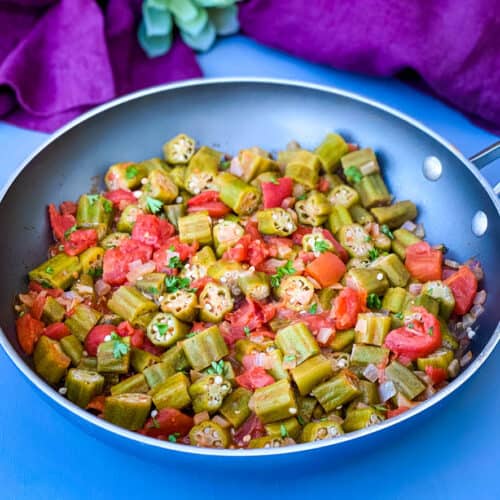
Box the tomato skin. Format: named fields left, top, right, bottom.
left=224, top=299, right=276, bottom=343
left=301, top=312, right=336, bottom=336
left=31, top=292, right=47, bottom=320
left=244, top=220, right=261, bottom=240
left=425, top=366, right=448, bottom=385
left=132, top=214, right=174, bottom=249
left=333, top=287, right=365, bottom=330
left=233, top=413, right=265, bottom=447
left=190, top=276, right=215, bottom=295
left=236, top=367, right=275, bottom=390
left=261, top=177, right=293, bottom=208
left=305, top=251, right=346, bottom=287
left=384, top=307, right=441, bottom=360
left=29, top=282, right=63, bottom=297
left=317, top=177, right=330, bottom=193
left=116, top=321, right=144, bottom=349
left=187, top=202, right=231, bottom=217
left=48, top=203, right=76, bottom=241
left=84, top=324, right=117, bottom=356
left=43, top=322, right=70, bottom=340
left=291, top=225, right=312, bottom=245
left=223, top=241, right=248, bottom=262
left=63, top=228, right=98, bottom=256
left=16, top=313, right=45, bottom=355
left=387, top=407, right=410, bottom=418
left=104, top=189, right=136, bottom=209
left=142, top=336, right=165, bottom=356
left=187, top=190, right=220, bottom=205
left=405, top=241, right=442, bottom=282
left=140, top=408, right=194, bottom=438
left=321, top=229, right=349, bottom=263
left=444, top=266, right=478, bottom=315
left=60, top=201, right=77, bottom=216
left=103, top=239, right=153, bottom=285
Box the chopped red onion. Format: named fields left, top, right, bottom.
left=363, top=364, right=379, bottom=383
left=317, top=327, right=334, bottom=345
left=422, top=385, right=436, bottom=399
left=465, top=259, right=484, bottom=281
left=401, top=220, right=417, bottom=232
left=229, top=156, right=243, bottom=176
left=378, top=380, right=397, bottom=402
left=408, top=283, right=423, bottom=296
left=460, top=351, right=473, bottom=367
left=444, top=259, right=460, bottom=269
left=414, top=223, right=425, bottom=239
left=473, top=290, right=487, bottom=305
left=470, top=304, right=484, bottom=319
left=95, top=279, right=111, bottom=297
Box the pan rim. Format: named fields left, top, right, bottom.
left=0, top=77, right=498, bottom=458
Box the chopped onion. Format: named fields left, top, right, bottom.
left=414, top=371, right=432, bottom=385
left=363, top=363, right=379, bottom=383
left=378, top=380, right=397, bottom=402
left=460, top=351, right=473, bottom=367
left=444, top=259, right=460, bottom=269
left=422, top=385, right=436, bottom=399
left=95, top=279, right=111, bottom=297
left=447, top=359, right=460, bottom=378
left=414, top=223, right=425, bottom=239
left=461, top=314, right=475, bottom=329
left=229, top=156, right=243, bottom=176
left=401, top=220, right=417, bottom=232
left=193, top=411, right=210, bottom=425
left=473, top=290, right=487, bottom=305
left=317, top=327, right=334, bottom=345
left=465, top=259, right=484, bottom=281
left=470, top=304, right=484, bottom=319
left=354, top=317, right=367, bottom=335
left=212, top=415, right=231, bottom=428
left=18, top=293, right=34, bottom=307
left=408, top=283, right=422, bottom=296
left=126, top=261, right=156, bottom=284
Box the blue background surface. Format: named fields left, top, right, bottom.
left=0, top=36, right=498, bottom=499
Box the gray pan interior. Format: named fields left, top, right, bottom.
left=0, top=78, right=498, bottom=457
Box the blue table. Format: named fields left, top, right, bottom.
left=0, top=36, right=498, bottom=499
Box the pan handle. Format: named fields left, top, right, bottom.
left=469, top=141, right=500, bottom=196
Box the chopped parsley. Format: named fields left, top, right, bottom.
left=125, top=165, right=139, bottom=179
left=367, top=293, right=382, bottom=310
left=87, top=194, right=99, bottom=205
left=380, top=224, right=394, bottom=240
left=283, top=354, right=296, bottom=362
left=407, top=322, right=415, bottom=330
left=88, top=266, right=103, bottom=279
left=168, top=255, right=183, bottom=270
left=155, top=323, right=169, bottom=337
left=45, top=266, right=54, bottom=274
left=110, top=332, right=129, bottom=359
left=344, top=166, right=363, bottom=184
left=313, top=239, right=330, bottom=254
left=64, top=225, right=77, bottom=239
left=186, top=332, right=196, bottom=338
left=270, top=178, right=280, bottom=185
left=146, top=196, right=163, bottom=214
left=280, top=424, right=289, bottom=438
left=368, top=248, right=380, bottom=261
left=148, top=286, right=160, bottom=295
left=428, top=326, right=434, bottom=337
left=207, top=360, right=227, bottom=376
left=373, top=404, right=388, bottom=413
left=168, top=433, right=180, bottom=442
left=296, top=193, right=307, bottom=201
left=394, top=312, right=404, bottom=320
left=270, top=260, right=296, bottom=288
left=103, top=199, right=113, bottom=213
left=220, top=160, right=231, bottom=170
left=165, top=275, right=191, bottom=293
left=297, top=415, right=305, bottom=426
left=308, top=303, right=318, bottom=314
left=243, top=326, right=251, bottom=336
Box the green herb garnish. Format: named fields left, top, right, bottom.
left=394, top=312, right=404, bottom=320
left=280, top=424, right=289, bottom=438
left=283, top=354, right=296, bottom=362
left=270, top=260, right=296, bottom=288
left=313, top=239, right=330, bottom=254
left=126, top=165, right=139, bottom=179
left=243, top=326, right=251, bottom=336
left=88, top=267, right=103, bottom=279
left=165, top=275, right=191, bottom=293
left=155, top=324, right=169, bottom=337
left=168, top=255, right=183, bottom=270
left=64, top=225, right=77, bottom=239
left=428, top=326, right=434, bottom=337
left=368, top=248, right=380, bottom=261
left=45, top=266, right=54, bottom=274
left=110, top=332, right=129, bottom=359
left=207, top=360, right=227, bottom=376
left=146, top=196, right=163, bottom=214
left=167, top=432, right=180, bottom=442
left=308, top=303, right=318, bottom=314
left=367, top=293, right=382, bottom=310
left=220, top=160, right=231, bottom=170
left=87, top=194, right=99, bottom=205
left=270, top=178, right=280, bottom=185
left=344, top=166, right=363, bottom=184
left=296, top=193, right=307, bottom=201
left=373, top=404, right=388, bottom=413
left=380, top=224, right=394, bottom=240
left=103, top=199, right=113, bottom=213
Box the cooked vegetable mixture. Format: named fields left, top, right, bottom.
left=14, top=133, right=485, bottom=450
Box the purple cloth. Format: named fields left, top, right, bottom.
left=239, top=0, right=500, bottom=133
left=0, top=0, right=201, bottom=132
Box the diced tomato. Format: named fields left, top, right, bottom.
left=405, top=241, right=442, bottom=282
left=116, top=321, right=145, bottom=349
left=84, top=324, right=117, bottom=356
left=224, top=299, right=276, bottom=343
left=16, top=313, right=45, bottom=355
left=48, top=203, right=76, bottom=241
left=387, top=407, right=410, bottom=419
left=190, top=276, right=215, bottom=295
left=248, top=239, right=270, bottom=267
left=140, top=408, right=194, bottom=438
left=233, top=413, right=265, bottom=447
left=165, top=236, right=198, bottom=261
left=305, top=251, right=346, bottom=287
left=261, top=177, right=293, bottom=208
left=86, top=395, right=106, bottom=414
left=60, top=201, right=77, bottom=216
left=30, top=292, right=47, bottom=320
left=187, top=202, right=231, bottom=217
left=103, top=239, right=153, bottom=285
left=425, top=366, right=448, bottom=385
left=321, top=229, right=349, bottom=263
left=444, top=265, right=478, bottom=315
left=104, top=189, right=137, bottom=209
left=333, top=287, right=365, bottom=330
left=132, top=214, right=174, bottom=249
left=187, top=190, right=220, bottom=205
left=236, top=367, right=275, bottom=390
left=28, top=281, right=63, bottom=297
left=317, top=177, right=330, bottom=193
left=63, top=228, right=98, bottom=256
left=244, top=220, right=261, bottom=240
left=384, top=306, right=441, bottom=360
left=223, top=241, right=249, bottom=262
left=43, top=322, right=70, bottom=340
left=255, top=258, right=286, bottom=275
left=300, top=312, right=336, bottom=336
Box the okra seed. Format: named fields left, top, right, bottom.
left=176, top=196, right=183, bottom=203
left=151, top=409, right=158, bottom=417
left=58, top=387, right=67, bottom=395
left=133, top=190, right=142, bottom=198
left=140, top=177, right=148, bottom=185
left=289, top=407, right=297, bottom=414
left=376, top=273, right=384, bottom=281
